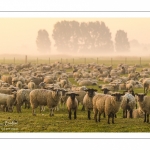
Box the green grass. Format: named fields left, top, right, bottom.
left=0, top=101, right=149, bottom=133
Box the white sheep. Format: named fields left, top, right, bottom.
left=0, top=91, right=17, bottom=112
left=83, top=88, right=97, bottom=120
left=92, top=93, right=106, bottom=122
left=16, top=89, right=32, bottom=113
left=121, top=91, right=136, bottom=118
left=66, top=92, right=79, bottom=119
left=30, top=88, right=62, bottom=116
left=104, top=92, right=124, bottom=124
left=135, top=93, right=150, bottom=123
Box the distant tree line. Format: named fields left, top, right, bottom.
left=36, top=20, right=130, bottom=54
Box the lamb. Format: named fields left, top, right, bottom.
left=0, top=91, right=17, bottom=112
left=83, top=88, right=97, bottom=119
left=120, top=91, right=136, bottom=118
left=66, top=92, right=79, bottom=119
left=135, top=93, right=150, bottom=123
left=30, top=88, right=62, bottom=116
left=127, top=108, right=144, bottom=118
left=16, top=89, right=32, bottom=113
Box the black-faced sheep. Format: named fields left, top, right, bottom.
left=83, top=88, right=97, bottom=120
left=66, top=93, right=79, bottom=119
left=135, top=93, right=150, bottom=123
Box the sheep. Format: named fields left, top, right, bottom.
left=120, top=91, right=136, bottom=118
left=142, top=78, right=150, bottom=94
left=83, top=88, right=97, bottom=120
left=0, top=91, right=17, bottom=112
left=72, top=90, right=86, bottom=111
left=0, top=88, right=17, bottom=95
left=92, top=93, right=106, bottom=122
left=16, top=80, right=23, bottom=89
left=1, top=75, right=12, bottom=85
left=127, top=108, right=144, bottom=118
left=66, top=92, right=79, bottom=119
left=135, top=93, right=150, bottom=123
left=28, top=81, right=36, bottom=90
left=16, top=89, right=32, bottom=113
left=30, top=88, right=62, bottom=116
left=104, top=92, right=124, bottom=124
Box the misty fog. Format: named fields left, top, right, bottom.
left=0, top=18, right=150, bottom=58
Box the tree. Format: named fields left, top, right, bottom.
left=36, top=29, right=51, bottom=53
left=77, top=21, right=114, bottom=54
left=52, top=20, right=114, bottom=54
left=115, top=30, right=130, bottom=52
left=52, top=20, right=80, bottom=53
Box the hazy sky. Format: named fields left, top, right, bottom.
left=0, top=17, right=150, bottom=56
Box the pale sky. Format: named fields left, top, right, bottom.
left=0, top=17, right=150, bottom=56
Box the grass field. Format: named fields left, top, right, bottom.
left=0, top=56, right=150, bottom=133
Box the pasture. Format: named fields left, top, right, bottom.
left=0, top=55, right=150, bottom=133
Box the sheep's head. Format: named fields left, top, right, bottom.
left=101, top=88, right=110, bottom=94
left=66, top=93, right=79, bottom=101
left=52, top=88, right=62, bottom=97
left=135, top=93, right=147, bottom=102
left=61, top=89, right=68, bottom=96
left=111, top=92, right=124, bottom=102
left=84, top=88, right=97, bottom=98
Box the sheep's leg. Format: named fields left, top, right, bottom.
left=39, top=106, right=42, bottom=113
left=49, top=108, right=54, bottom=116
left=74, top=110, right=76, bottom=119
left=115, top=114, right=117, bottom=118
left=98, top=112, right=101, bottom=122
left=107, top=115, right=110, bottom=124
left=88, top=110, right=91, bottom=120
left=5, top=106, right=8, bottom=112
left=69, top=110, right=71, bottom=119
left=123, top=110, right=126, bottom=118
left=32, top=108, right=36, bottom=116
left=103, top=112, right=105, bottom=118
left=144, top=112, right=146, bottom=122
left=147, top=114, right=149, bottom=123
left=94, top=109, right=98, bottom=122
left=81, top=105, right=85, bottom=111
left=130, top=110, right=133, bottom=118
left=49, top=108, right=52, bottom=116
left=125, top=109, right=127, bottom=118
left=112, top=114, right=115, bottom=124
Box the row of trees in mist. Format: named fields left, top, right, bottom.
left=36, top=20, right=130, bottom=54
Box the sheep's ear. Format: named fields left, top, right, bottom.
left=66, top=93, right=71, bottom=96
left=94, top=89, right=97, bottom=92
left=75, top=94, right=79, bottom=96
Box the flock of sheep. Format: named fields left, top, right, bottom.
left=0, top=61, right=150, bottom=124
